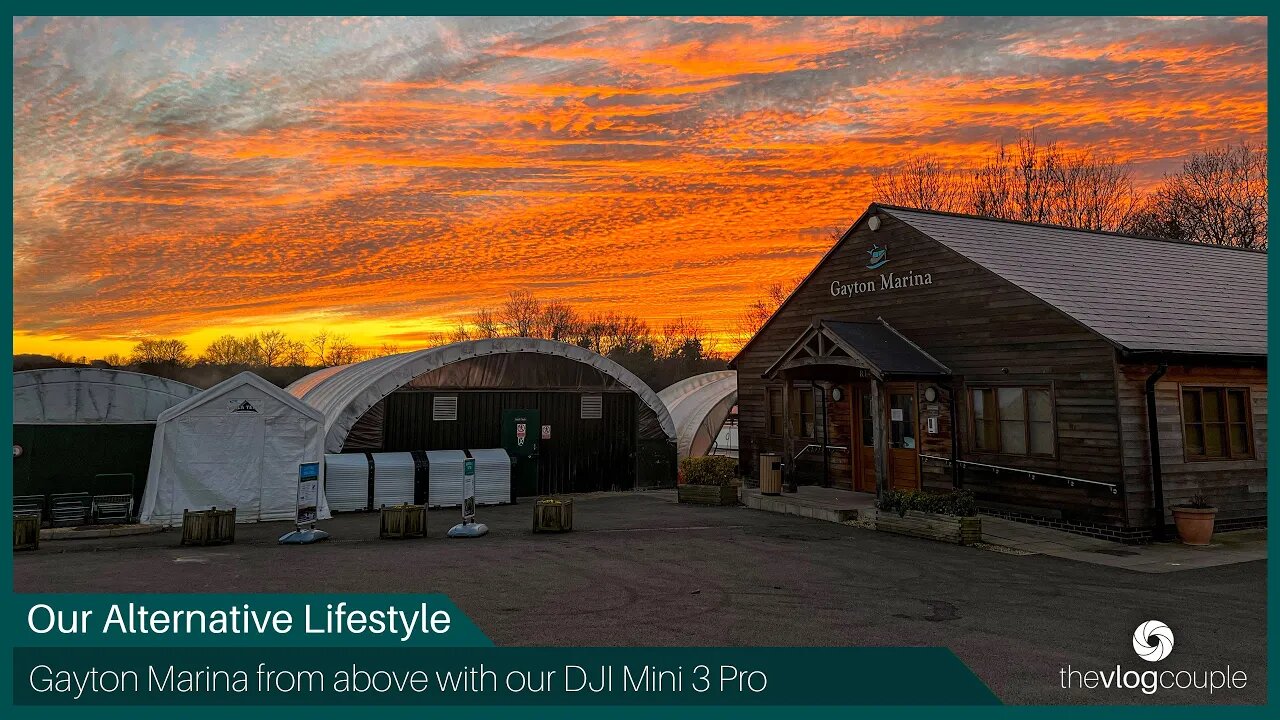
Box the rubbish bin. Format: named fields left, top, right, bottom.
left=759, top=452, right=782, bottom=496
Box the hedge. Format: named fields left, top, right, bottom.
left=679, top=456, right=739, bottom=486
left=877, top=489, right=977, bottom=517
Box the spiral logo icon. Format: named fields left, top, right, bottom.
left=1133, top=620, right=1174, bottom=662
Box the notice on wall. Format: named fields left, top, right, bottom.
left=891, top=408, right=904, bottom=422
left=541, top=425, right=551, bottom=440
left=296, top=462, right=320, bottom=527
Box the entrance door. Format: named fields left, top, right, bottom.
left=887, top=383, right=921, bottom=491
left=501, top=409, right=540, bottom=498
left=854, top=389, right=877, bottom=493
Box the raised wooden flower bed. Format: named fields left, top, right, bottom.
left=533, top=496, right=574, bottom=533
left=180, top=507, right=236, bottom=546
left=380, top=503, right=426, bottom=539
left=14, top=513, right=40, bottom=551
left=875, top=509, right=981, bottom=545
left=678, top=484, right=739, bottom=506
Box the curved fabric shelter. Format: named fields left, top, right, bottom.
left=141, top=371, right=329, bottom=525
left=287, top=338, right=676, bottom=454
left=13, top=368, right=200, bottom=424
left=659, top=371, right=738, bottom=460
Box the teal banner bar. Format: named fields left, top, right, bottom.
left=13, top=647, right=999, bottom=705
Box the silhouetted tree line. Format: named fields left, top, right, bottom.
left=16, top=292, right=727, bottom=391
left=873, top=137, right=1267, bottom=249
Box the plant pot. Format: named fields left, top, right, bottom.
left=678, top=484, right=738, bottom=506
left=1170, top=506, right=1216, bottom=546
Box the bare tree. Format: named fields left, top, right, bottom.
left=308, top=331, right=330, bottom=366
left=324, top=334, right=360, bottom=366
left=607, top=314, right=651, bottom=354
left=282, top=340, right=309, bottom=367
left=657, top=317, right=708, bottom=360
left=742, top=277, right=801, bottom=338
left=538, top=300, right=579, bottom=342
left=129, top=338, right=192, bottom=367
left=470, top=308, right=500, bottom=339
left=256, top=330, right=290, bottom=367
left=497, top=291, right=541, bottom=337
left=1125, top=143, right=1268, bottom=249
left=872, top=155, right=967, bottom=212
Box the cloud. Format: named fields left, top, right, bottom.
left=11, top=15, right=1267, bottom=353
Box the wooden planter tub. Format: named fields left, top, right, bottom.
left=678, top=484, right=739, bottom=506
left=181, top=507, right=237, bottom=546
left=875, top=509, right=981, bottom=545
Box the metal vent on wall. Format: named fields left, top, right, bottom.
left=432, top=395, right=458, bottom=421
left=580, top=394, right=603, bottom=420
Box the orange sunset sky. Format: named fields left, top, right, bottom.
left=11, top=16, right=1268, bottom=359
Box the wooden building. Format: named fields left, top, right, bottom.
left=732, top=204, right=1267, bottom=541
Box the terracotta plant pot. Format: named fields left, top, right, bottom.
left=1170, top=506, right=1217, bottom=546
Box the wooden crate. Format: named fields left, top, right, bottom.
left=875, top=509, right=981, bottom=545
left=13, top=513, right=40, bottom=551
left=533, top=496, right=574, bottom=532
left=678, top=484, right=739, bottom=506
left=380, top=504, right=427, bottom=539
left=181, top=507, right=237, bottom=546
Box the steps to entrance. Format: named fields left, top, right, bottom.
left=740, top=487, right=873, bottom=523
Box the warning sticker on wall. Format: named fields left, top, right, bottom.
left=541, top=425, right=551, bottom=440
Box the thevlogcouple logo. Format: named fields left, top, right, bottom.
left=1059, top=620, right=1248, bottom=696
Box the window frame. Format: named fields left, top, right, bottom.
left=765, top=386, right=784, bottom=437
left=965, top=383, right=1057, bottom=459
left=1179, top=385, right=1255, bottom=462
left=792, top=385, right=817, bottom=439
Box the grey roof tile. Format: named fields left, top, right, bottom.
left=882, top=207, right=1267, bottom=356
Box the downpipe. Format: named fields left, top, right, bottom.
left=1145, top=363, right=1169, bottom=540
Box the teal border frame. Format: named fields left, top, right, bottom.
left=5, top=7, right=1275, bottom=715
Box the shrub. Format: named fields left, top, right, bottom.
left=679, top=456, right=739, bottom=486
left=877, top=489, right=977, bottom=517
left=1178, top=494, right=1214, bottom=509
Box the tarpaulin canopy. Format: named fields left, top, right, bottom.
left=287, top=338, right=675, bottom=453
left=658, top=371, right=738, bottom=460
left=139, top=371, right=330, bottom=526
left=13, top=368, right=200, bottom=424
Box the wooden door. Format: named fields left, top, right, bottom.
left=887, top=383, right=921, bottom=490
left=854, top=387, right=877, bottom=493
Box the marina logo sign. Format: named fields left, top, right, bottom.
left=832, top=242, right=933, bottom=298
left=831, top=271, right=933, bottom=298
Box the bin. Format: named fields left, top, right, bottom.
left=759, top=453, right=782, bottom=496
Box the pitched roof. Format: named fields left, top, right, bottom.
left=823, top=320, right=951, bottom=375
left=878, top=206, right=1267, bottom=356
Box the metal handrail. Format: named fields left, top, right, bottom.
left=795, top=444, right=849, bottom=459
left=919, top=453, right=1118, bottom=495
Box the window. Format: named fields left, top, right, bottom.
left=432, top=395, right=458, bottom=421
left=580, top=394, right=603, bottom=420
left=1181, top=386, right=1253, bottom=460
left=889, top=391, right=916, bottom=449
left=793, top=386, right=816, bottom=438
left=766, top=388, right=784, bottom=436
left=968, top=386, right=1054, bottom=457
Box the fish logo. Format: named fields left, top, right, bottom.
left=866, top=244, right=888, bottom=270
left=1132, top=620, right=1174, bottom=662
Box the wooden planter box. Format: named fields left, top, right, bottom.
left=181, top=507, right=236, bottom=546
left=678, top=484, right=739, bottom=506
left=533, top=497, right=574, bottom=533
left=14, top=513, right=40, bottom=551
left=380, top=504, right=427, bottom=539
left=875, top=509, right=981, bottom=545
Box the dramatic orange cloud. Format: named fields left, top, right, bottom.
left=11, top=16, right=1267, bottom=360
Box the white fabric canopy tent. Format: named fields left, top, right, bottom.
left=139, top=372, right=330, bottom=526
